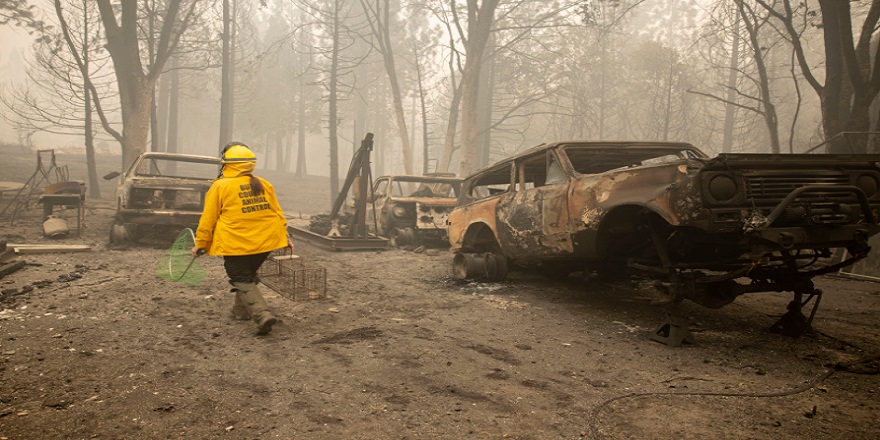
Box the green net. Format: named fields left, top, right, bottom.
left=157, top=228, right=205, bottom=286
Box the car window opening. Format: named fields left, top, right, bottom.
left=564, top=147, right=692, bottom=175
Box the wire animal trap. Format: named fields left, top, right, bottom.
left=258, top=250, right=327, bottom=301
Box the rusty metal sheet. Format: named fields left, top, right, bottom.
left=288, top=225, right=389, bottom=252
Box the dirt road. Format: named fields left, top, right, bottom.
left=1, top=148, right=879, bottom=439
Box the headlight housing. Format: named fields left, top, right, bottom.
left=854, top=173, right=880, bottom=198
left=707, top=174, right=738, bottom=202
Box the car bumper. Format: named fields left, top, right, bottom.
left=751, top=224, right=879, bottom=250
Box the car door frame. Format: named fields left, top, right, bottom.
left=496, top=149, right=572, bottom=258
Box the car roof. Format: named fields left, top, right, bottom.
left=380, top=174, right=462, bottom=182
left=516, top=140, right=704, bottom=159
left=472, top=140, right=706, bottom=174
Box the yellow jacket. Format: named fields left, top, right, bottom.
left=195, top=161, right=288, bottom=256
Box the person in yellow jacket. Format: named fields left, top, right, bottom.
left=191, top=142, right=293, bottom=335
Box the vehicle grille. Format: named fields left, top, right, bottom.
left=744, top=173, right=854, bottom=205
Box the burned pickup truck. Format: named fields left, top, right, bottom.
left=448, top=141, right=880, bottom=341
left=109, top=152, right=220, bottom=244
left=369, top=174, right=462, bottom=246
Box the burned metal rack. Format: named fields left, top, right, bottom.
left=0, top=150, right=71, bottom=224
left=258, top=250, right=327, bottom=301
left=287, top=133, right=389, bottom=251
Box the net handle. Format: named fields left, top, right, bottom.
left=170, top=228, right=197, bottom=281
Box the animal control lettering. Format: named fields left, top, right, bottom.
left=238, top=184, right=271, bottom=213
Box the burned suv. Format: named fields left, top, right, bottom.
left=448, top=141, right=880, bottom=337
left=109, top=152, right=220, bottom=244
left=369, top=174, right=462, bottom=246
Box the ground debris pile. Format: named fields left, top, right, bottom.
left=1, top=263, right=94, bottom=307
left=308, top=212, right=353, bottom=236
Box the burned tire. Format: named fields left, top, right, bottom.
left=452, top=252, right=508, bottom=282
left=486, top=253, right=509, bottom=281
left=452, top=253, right=472, bottom=280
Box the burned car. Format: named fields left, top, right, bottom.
left=369, top=174, right=462, bottom=246
left=448, top=141, right=880, bottom=340
left=109, top=152, right=220, bottom=244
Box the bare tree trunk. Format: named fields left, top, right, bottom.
left=296, top=77, right=307, bottom=177
left=361, top=0, right=413, bottom=175
left=819, top=0, right=848, bottom=153
left=438, top=68, right=462, bottom=174
left=149, top=93, right=159, bottom=152
left=661, top=51, right=675, bottom=141
left=218, top=0, right=232, bottom=150
left=722, top=11, right=741, bottom=154
left=410, top=95, right=417, bottom=170
left=759, top=0, right=880, bottom=153
left=477, top=42, right=495, bottom=169
left=228, top=0, right=236, bottom=138
left=845, top=71, right=872, bottom=151
left=276, top=131, right=284, bottom=171
left=456, top=0, right=500, bottom=177
left=166, top=56, right=179, bottom=154
left=121, top=89, right=154, bottom=170
left=147, top=0, right=158, bottom=153
left=93, top=0, right=193, bottom=169
left=47, top=0, right=199, bottom=174
left=458, top=58, right=482, bottom=175
left=737, top=0, right=780, bottom=153
left=436, top=11, right=463, bottom=175
left=283, top=134, right=291, bottom=172
left=295, top=7, right=308, bottom=178
left=156, top=67, right=170, bottom=152
left=328, top=1, right=341, bottom=205
left=82, top=1, right=99, bottom=199
left=375, top=125, right=385, bottom=177
left=414, top=43, right=430, bottom=174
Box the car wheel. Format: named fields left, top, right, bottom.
left=485, top=252, right=509, bottom=281
left=452, top=252, right=508, bottom=282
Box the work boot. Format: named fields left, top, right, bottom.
left=230, top=289, right=251, bottom=321
left=233, top=282, right=277, bottom=335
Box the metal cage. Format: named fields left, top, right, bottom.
left=258, top=251, right=327, bottom=301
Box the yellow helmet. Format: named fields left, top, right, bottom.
left=221, top=142, right=256, bottom=163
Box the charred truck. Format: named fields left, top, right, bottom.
left=369, top=174, right=462, bottom=247
left=109, top=152, right=220, bottom=244
left=447, top=141, right=880, bottom=344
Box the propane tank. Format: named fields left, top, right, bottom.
left=43, top=216, right=69, bottom=238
